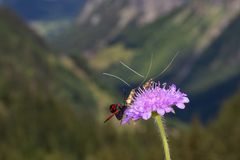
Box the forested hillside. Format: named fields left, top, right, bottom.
left=0, top=8, right=110, bottom=159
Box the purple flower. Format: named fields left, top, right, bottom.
left=121, top=82, right=189, bottom=124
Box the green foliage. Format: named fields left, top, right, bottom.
left=1, top=88, right=239, bottom=160
left=171, top=91, right=240, bottom=160
left=0, top=89, right=98, bottom=159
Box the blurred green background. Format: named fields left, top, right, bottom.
left=0, top=0, right=240, bottom=159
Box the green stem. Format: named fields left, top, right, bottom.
left=154, top=115, right=171, bottom=160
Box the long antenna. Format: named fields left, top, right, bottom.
left=102, top=72, right=131, bottom=87
left=152, top=51, right=180, bottom=80
left=120, top=61, right=144, bottom=78
left=139, top=53, right=153, bottom=86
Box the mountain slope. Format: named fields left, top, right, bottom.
left=183, top=13, right=240, bottom=92
left=1, top=7, right=114, bottom=109
left=50, top=0, right=185, bottom=53
left=0, top=7, right=117, bottom=159
left=0, top=7, right=91, bottom=160
left=0, top=7, right=116, bottom=132
left=177, top=13, right=240, bottom=121
left=94, top=2, right=238, bottom=79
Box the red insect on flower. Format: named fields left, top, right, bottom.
left=104, top=103, right=127, bottom=123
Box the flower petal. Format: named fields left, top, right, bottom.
left=157, top=108, right=165, bottom=115
left=142, top=112, right=152, bottom=120
left=165, top=107, right=173, bottom=113
left=183, top=97, right=190, bottom=103
left=176, top=103, right=185, bottom=109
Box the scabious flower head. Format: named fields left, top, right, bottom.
left=121, top=82, right=189, bottom=124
